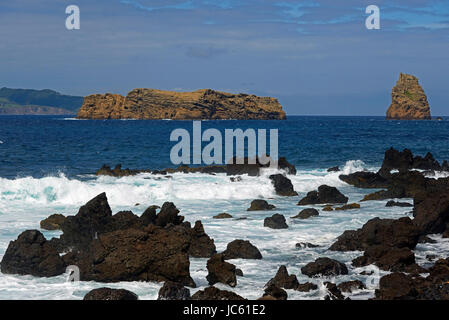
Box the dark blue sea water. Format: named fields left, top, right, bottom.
left=0, top=115, right=448, bottom=178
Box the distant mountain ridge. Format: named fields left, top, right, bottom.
left=0, top=88, right=83, bottom=115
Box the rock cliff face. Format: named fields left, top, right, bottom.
left=386, top=73, right=431, bottom=120
left=77, top=89, right=286, bottom=120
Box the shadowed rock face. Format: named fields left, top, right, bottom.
left=0, top=230, right=66, bottom=277
left=386, top=73, right=431, bottom=120
left=206, top=254, right=237, bottom=287
left=191, top=286, right=246, bottom=300
left=298, top=185, right=348, bottom=205
left=77, top=89, right=286, bottom=120
left=158, top=282, right=191, bottom=300
left=222, top=240, right=262, bottom=260
left=83, top=288, right=138, bottom=300
left=301, top=258, right=348, bottom=277
left=329, top=217, right=420, bottom=252
left=71, top=225, right=196, bottom=287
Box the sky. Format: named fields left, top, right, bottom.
left=0, top=0, right=448, bottom=115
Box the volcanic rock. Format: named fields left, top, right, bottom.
left=206, top=254, right=237, bottom=287
left=337, top=280, right=366, bottom=293
left=292, top=208, right=319, bottom=219
left=247, top=200, right=275, bottom=211
left=335, top=203, right=360, bottom=211
left=329, top=217, right=420, bottom=252
left=386, top=73, right=431, bottom=120
left=213, top=213, right=233, bottom=219
left=0, top=230, right=66, bottom=277
left=158, top=281, right=191, bottom=300
left=264, top=214, right=288, bottom=229
left=324, top=282, right=345, bottom=300
left=188, top=221, right=216, bottom=258
left=77, top=89, right=286, bottom=120
left=40, top=214, right=66, bottom=231
left=222, top=240, right=262, bottom=260
left=72, top=225, right=196, bottom=287
left=263, top=284, right=288, bottom=300
left=301, top=258, right=348, bottom=277
left=191, top=286, right=246, bottom=300
left=265, top=265, right=300, bottom=290
left=386, top=200, right=413, bottom=207
left=83, top=288, right=138, bottom=300
left=269, top=174, right=298, bottom=196
left=298, top=185, right=348, bottom=205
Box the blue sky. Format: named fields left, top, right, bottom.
left=0, top=0, right=448, bottom=115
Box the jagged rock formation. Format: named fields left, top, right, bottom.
left=386, top=73, right=431, bottom=120
left=77, top=89, right=286, bottom=120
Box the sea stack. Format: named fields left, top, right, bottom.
left=76, top=89, right=286, bottom=120
left=386, top=73, right=431, bottom=120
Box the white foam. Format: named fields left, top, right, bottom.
left=0, top=161, right=432, bottom=300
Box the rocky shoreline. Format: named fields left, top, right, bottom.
left=1, top=148, right=449, bottom=300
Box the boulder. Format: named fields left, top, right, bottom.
left=329, top=217, right=420, bottom=252
left=278, top=157, right=297, bottom=175
left=375, top=259, right=449, bottom=300
left=158, top=281, right=191, bottom=300
left=322, top=206, right=333, bottom=211
left=265, top=265, right=299, bottom=290
left=206, top=254, right=237, bottom=287
left=264, top=214, right=288, bottom=229
left=386, top=201, right=413, bottom=207
left=292, top=208, right=319, bottom=219
left=324, top=282, right=345, bottom=300
left=295, top=242, right=320, bottom=249
left=73, top=225, right=196, bottom=287
left=375, top=272, right=419, bottom=300
left=247, top=200, right=275, bottom=211
left=298, top=185, right=348, bottom=205
left=213, top=213, right=233, bottom=219
left=188, top=221, right=216, bottom=258
left=337, top=280, right=366, bottom=293
left=327, top=166, right=340, bottom=172
left=269, top=174, right=298, bottom=196
left=301, top=258, right=348, bottom=277
left=191, top=286, right=246, bottom=300
left=40, top=214, right=66, bottom=231
left=222, top=240, right=262, bottom=260
left=335, top=203, right=360, bottom=211
left=262, top=284, right=287, bottom=300
left=0, top=230, right=66, bottom=277
left=83, top=288, right=138, bottom=300
left=352, top=245, right=420, bottom=272
left=296, top=282, right=318, bottom=292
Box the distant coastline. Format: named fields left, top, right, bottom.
left=0, top=87, right=82, bottom=115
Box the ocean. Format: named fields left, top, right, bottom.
left=1, top=115, right=449, bottom=300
